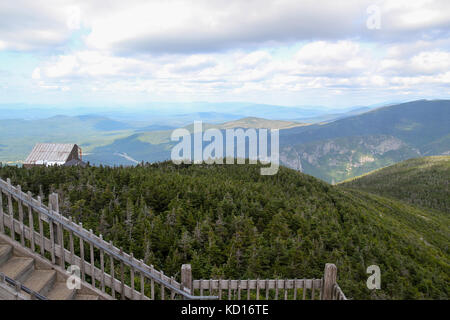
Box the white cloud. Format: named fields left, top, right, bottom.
left=410, top=51, right=450, bottom=74
left=1, top=0, right=450, bottom=105
left=0, top=0, right=81, bottom=51
left=31, top=39, right=450, bottom=99
left=292, top=41, right=370, bottom=77
left=383, top=0, right=450, bottom=31
left=2, top=0, right=450, bottom=53
left=83, top=0, right=365, bottom=54
left=82, top=0, right=450, bottom=54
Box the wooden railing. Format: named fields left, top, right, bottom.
left=0, top=177, right=216, bottom=300
left=193, top=278, right=323, bottom=300
left=181, top=263, right=347, bottom=300
left=0, top=176, right=347, bottom=300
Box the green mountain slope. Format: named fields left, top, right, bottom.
left=340, top=156, right=450, bottom=214
left=0, top=163, right=448, bottom=299
left=279, top=100, right=450, bottom=183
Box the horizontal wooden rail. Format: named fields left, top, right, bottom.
left=185, top=263, right=347, bottom=300
left=192, top=278, right=323, bottom=300
left=194, top=279, right=322, bottom=291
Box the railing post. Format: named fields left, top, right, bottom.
left=89, top=229, right=95, bottom=288
left=17, top=185, right=25, bottom=246
left=119, top=247, right=125, bottom=300
left=321, top=263, right=337, bottom=300
left=0, top=185, right=4, bottom=234
left=7, top=178, right=14, bottom=240
left=109, top=240, right=115, bottom=298
left=37, top=196, right=44, bottom=256
left=49, top=193, right=63, bottom=266
left=99, top=234, right=105, bottom=293
left=80, top=223, right=86, bottom=281
left=139, top=259, right=145, bottom=300
left=130, top=252, right=135, bottom=299
left=181, top=264, right=192, bottom=296
left=49, top=193, right=59, bottom=214
left=27, top=192, right=35, bottom=252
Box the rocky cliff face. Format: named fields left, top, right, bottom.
left=280, top=135, right=422, bottom=182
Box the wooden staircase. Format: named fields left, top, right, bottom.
left=0, top=237, right=105, bottom=300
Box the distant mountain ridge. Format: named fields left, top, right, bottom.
left=279, top=100, right=450, bottom=182
left=0, top=102, right=374, bottom=122
left=1, top=100, right=449, bottom=184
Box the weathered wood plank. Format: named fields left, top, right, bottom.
left=237, top=280, right=241, bottom=300
left=170, top=277, right=175, bottom=300
left=150, top=265, right=155, bottom=300
left=256, top=279, right=260, bottom=300
left=68, top=219, right=74, bottom=265
left=130, top=253, right=135, bottom=299
left=139, top=260, right=145, bottom=300
left=38, top=197, right=44, bottom=256
left=109, top=241, right=115, bottom=298
left=17, top=186, right=25, bottom=246
left=79, top=230, right=85, bottom=281
left=120, top=247, right=125, bottom=300
left=181, top=264, right=192, bottom=295
left=49, top=217, right=56, bottom=264
left=58, top=222, right=65, bottom=268
left=293, top=279, right=297, bottom=300
left=90, top=230, right=95, bottom=287
left=7, top=179, right=14, bottom=240
left=322, top=263, right=337, bottom=300
left=27, top=192, right=35, bottom=252
left=0, top=188, right=4, bottom=233
left=160, top=271, right=165, bottom=300
left=99, top=235, right=105, bottom=292
left=200, top=279, right=204, bottom=297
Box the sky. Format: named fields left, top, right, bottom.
left=1, top=0, right=450, bottom=109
